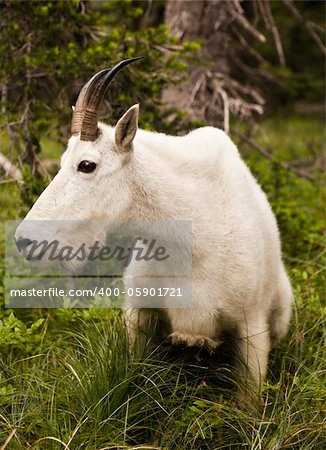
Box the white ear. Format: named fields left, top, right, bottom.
left=115, top=104, right=139, bottom=151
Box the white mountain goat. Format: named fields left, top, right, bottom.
left=15, top=58, right=293, bottom=401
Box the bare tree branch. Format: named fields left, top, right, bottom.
left=0, top=100, right=31, bottom=130
left=0, top=152, right=23, bottom=184
left=232, top=0, right=266, bottom=43
left=259, top=0, right=286, bottom=67
left=283, top=0, right=326, bottom=55
left=22, top=36, right=38, bottom=172
left=1, top=84, right=23, bottom=155
left=220, top=89, right=230, bottom=134
left=232, top=27, right=267, bottom=64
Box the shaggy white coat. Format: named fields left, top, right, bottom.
left=16, top=105, right=293, bottom=399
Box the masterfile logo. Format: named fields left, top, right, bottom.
left=5, top=220, right=192, bottom=309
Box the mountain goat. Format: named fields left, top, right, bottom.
left=15, top=58, right=293, bottom=401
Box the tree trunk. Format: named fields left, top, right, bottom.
left=165, top=0, right=231, bottom=72
left=164, top=0, right=265, bottom=132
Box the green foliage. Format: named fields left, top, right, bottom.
left=20, top=165, right=48, bottom=208
left=0, top=311, right=44, bottom=353
left=0, top=0, right=192, bottom=185
left=0, top=0, right=197, bottom=211
left=243, top=115, right=325, bottom=260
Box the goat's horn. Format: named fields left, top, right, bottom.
left=71, top=69, right=110, bottom=136
left=71, top=57, right=142, bottom=142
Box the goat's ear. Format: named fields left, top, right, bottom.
left=115, top=104, right=139, bottom=151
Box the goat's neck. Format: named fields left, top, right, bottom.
left=128, top=147, right=188, bottom=221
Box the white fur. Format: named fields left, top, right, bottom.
left=16, top=108, right=293, bottom=398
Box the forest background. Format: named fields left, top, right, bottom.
left=0, top=1, right=325, bottom=449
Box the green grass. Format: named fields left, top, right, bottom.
left=0, top=300, right=324, bottom=449
left=0, top=114, right=325, bottom=449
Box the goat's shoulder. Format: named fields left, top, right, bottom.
left=136, top=126, right=239, bottom=166
left=184, top=126, right=239, bottom=158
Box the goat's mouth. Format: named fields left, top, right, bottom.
left=15, top=238, right=41, bottom=260
left=15, top=237, right=62, bottom=262
left=14, top=238, right=88, bottom=276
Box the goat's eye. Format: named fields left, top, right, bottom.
left=78, top=160, right=97, bottom=173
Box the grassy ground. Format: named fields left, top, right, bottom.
left=0, top=115, right=325, bottom=449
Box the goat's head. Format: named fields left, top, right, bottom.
left=15, top=58, right=141, bottom=259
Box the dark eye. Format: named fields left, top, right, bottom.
left=78, top=160, right=97, bottom=173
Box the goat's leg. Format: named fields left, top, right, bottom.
left=167, top=307, right=221, bottom=352
left=124, top=308, right=152, bottom=356
left=169, top=331, right=221, bottom=352
left=124, top=307, right=169, bottom=356
left=269, top=265, right=293, bottom=347
left=235, top=314, right=270, bottom=406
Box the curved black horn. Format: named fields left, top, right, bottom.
left=71, top=69, right=110, bottom=136
left=71, top=57, right=142, bottom=142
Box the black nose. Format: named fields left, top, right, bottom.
left=15, top=237, right=33, bottom=253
